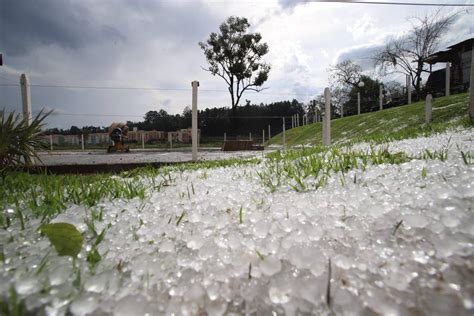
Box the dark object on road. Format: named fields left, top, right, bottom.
left=107, top=122, right=130, bottom=153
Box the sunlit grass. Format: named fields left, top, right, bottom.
left=267, top=93, right=470, bottom=147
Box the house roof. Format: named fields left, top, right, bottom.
left=425, top=38, right=473, bottom=65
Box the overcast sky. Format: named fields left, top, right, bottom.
left=0, top=0, right=473, bottom=129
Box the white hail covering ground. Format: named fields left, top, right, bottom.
left=1, top=129, right=473, bottom=315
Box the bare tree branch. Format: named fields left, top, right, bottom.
left=373, top=10, right=459, bottom=97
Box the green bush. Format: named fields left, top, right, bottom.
left=0, top=109, right=50, bottom=171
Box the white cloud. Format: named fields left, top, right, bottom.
left=1, top=0, right=472, bottom=128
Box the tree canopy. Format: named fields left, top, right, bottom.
left=199, top=16, right=271, bottom=110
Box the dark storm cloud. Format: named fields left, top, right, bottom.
left=0, top=0, right=125, bottom=56
left=0, top=0, right=223, bottom=128
left=0, top=0, right=218, bottom=60
left=336, top=44, right=382, bottom=70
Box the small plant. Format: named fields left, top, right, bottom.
left=0, top=287, right=27, bottom=316
left=176, top=211, right=186, bottom=226
left=255, top=249, right=265, bottom=260
left=460, top=150, right=471, bottom=165
left=87, top=226, right=108, bottom=272
left=0, top=109, right=51, bottom=172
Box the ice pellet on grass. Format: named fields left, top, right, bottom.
left=1, top=129, right=473, bottom=315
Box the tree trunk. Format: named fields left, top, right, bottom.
left=229, top=82, right=238, bottom=136
left=414, top=62, right=424, bottom=100
left=231, top=106, right=238, bottom=136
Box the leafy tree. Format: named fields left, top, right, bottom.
left=144, top=110, right=160, bottom=125
left=69, top=125, right=81, bottom=135
left=199, top=16, right=271, bottom=112
left=342, top=75, right=382, bottom=115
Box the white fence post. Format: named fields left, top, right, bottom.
left=425, top=94, right=433, bottom=123
left=50, top=135, right=53, bottom=151
left=249, top=132, right=252, bottom=141
left=379, top=84, right=383, bottom=111
left=141, top=133, right=145, bottom=149
left=81, top=134, right=85, bottom=151
left=262, top=129, right=265, bottom=145
left=282, top=117, right=286, bottom=149
left=407, top=74, right=412, bottom=104
left=323, top=87, right=331, bottom=146
left=20, top=74, right=32, bottom=126
left=357, top=92, right=361, bottom=115
left=168, top=133, right=173, bottom=149
left=191, top=81, right=199, bottom=162
left=445, top=62, right=450, bottom=97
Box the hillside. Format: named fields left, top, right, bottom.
left=267, top=92, right=471, bottom=147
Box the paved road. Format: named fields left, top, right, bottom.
left=36, top=149, right=268, bottom=166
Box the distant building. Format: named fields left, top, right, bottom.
left=167, top=128, right=200, bottom=143
left=41, top=128, right=200, bottom=146
left=426, top=38, right=473, bottom=96
left=128, top=130, right=167, bottom=142
left=88, top=133, right=109, bottom=145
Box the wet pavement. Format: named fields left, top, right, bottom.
left=35, top=148, right=267, bottom=166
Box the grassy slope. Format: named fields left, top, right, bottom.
left=267, top=92, right=471, bottom=147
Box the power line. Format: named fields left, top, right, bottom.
left=0, top=83, right=318, bottom=96
left=1, top=83, right=191, bottom=92
left=42, top=112, right=294, bottom=119
left=24, top=110, right=301, bottom=119
left=312, top=0, right=474, bottom=6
